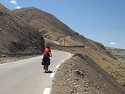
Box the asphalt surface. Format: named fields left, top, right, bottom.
left=0, top=50, right=71, bottom=94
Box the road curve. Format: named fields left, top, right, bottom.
left=0, top=50, right=71, bottom=94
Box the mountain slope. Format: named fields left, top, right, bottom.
left=12, top=7, right=76, bottom=41
left=106, top=47, right=125, bottom=63
left=51, top=53, right=125, bottom=94
left=13, top=7, right=113, bottom=58
left=0, top=4, right=45, bottom=56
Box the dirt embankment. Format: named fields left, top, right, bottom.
left=51, top=53, right=125, bottom=94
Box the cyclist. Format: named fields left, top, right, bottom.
left=42, top=44, right=52, bottom=73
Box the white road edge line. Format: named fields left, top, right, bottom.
left=56, top=60, right=65, bottom=69
left=50, top=73, right=55, bottom=77
left=0, top=64, right=5, bottom=66
left=43, top=88, right=51, bottom=94
left=56, top=64, right=60, bottom=68
left=61, top=60, right=65, bottom=62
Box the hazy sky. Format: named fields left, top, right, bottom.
left=1, top=0, right=125, bottom=49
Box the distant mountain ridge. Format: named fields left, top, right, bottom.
left=106, top=47, right=125, bottom=63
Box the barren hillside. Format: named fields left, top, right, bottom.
left=51, top=53, right=125, bottom=94
left=13, top=7, right=114, bottom=58
left=106, top=47, right=125, bottom=63
left=0, top=4, right=45, bottom=56
left=51, top=45, right=125, bottom=89
left=12, top=7, right=75, bottom=41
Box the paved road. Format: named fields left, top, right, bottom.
left=0, top=50, right=71, bottom=94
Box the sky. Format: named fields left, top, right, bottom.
left=0, top=0, right=125, bottom=49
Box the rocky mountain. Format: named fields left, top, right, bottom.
left=12, top=7, right=75, bottom=41
left=0, top=4, right=45, bottom=56
left=106, top=47, right=125, bottom=63
left=12, top=7, right=113, bottom=58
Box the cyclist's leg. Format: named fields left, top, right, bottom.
left=44, top=63, right=49, bottom=73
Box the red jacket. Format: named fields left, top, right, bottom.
left=43, top=47, right=51, bottom=57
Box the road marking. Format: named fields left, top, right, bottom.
left=56, top=60, right=65, bottom=69
left=50, top=73, right=55, bottom=77
left=1, top=63, right=6, bottom=65
left=61, top=60, right=65, bottom=62
left=70, top=54, right=72, bottom=58
left=43, top=88, right=51, bottom=94
left=56, top=64, right=60, bottom=68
